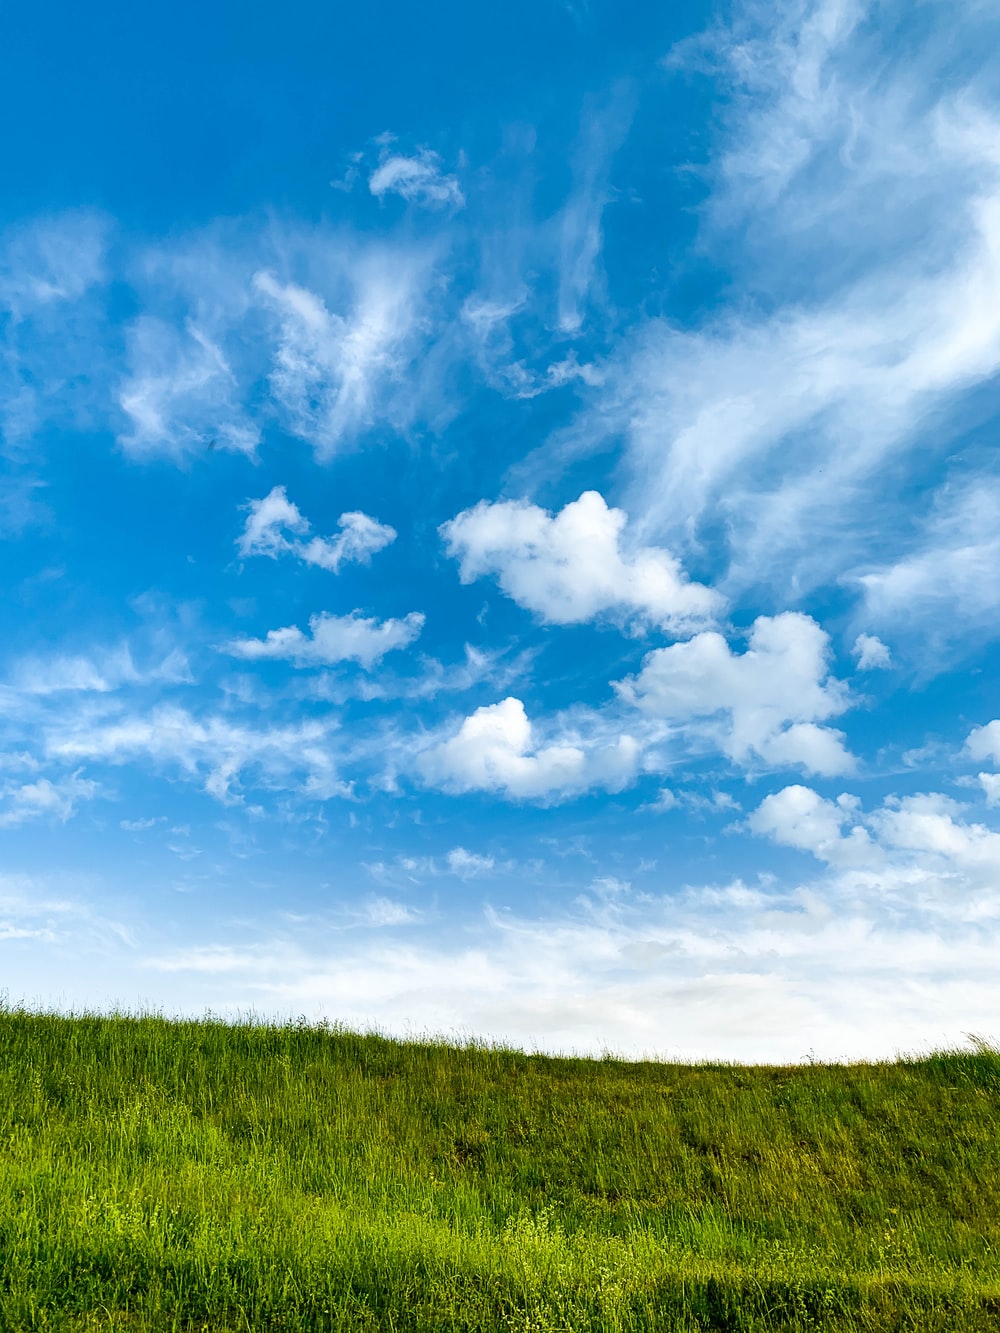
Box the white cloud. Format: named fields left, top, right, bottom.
left=360, top=896, right=422, bottom=927
left=254, top=258, right=427, bottom=460
left=0, top=771, right=98, bottom=827
left=643, top=787, right=678, bottom=813
left=446, top=847, right=495, bottom=878
left=419, top=696, right=640, bottom=801
left=299, top=512, right=397, bottom=572
left=615, top=612, right=853, bottom=776
left=10, top=646, right=191, bottom=695
left=46, top=705, right=345, bottom=803
left=229, top=611, right=424, bottom=671
left=852, top=633, right=891, bottom=670
left=441, top=490, right=722, bottom=632
left=237, top=485, right=396, bottom=572
left=129, top=779, right=1000, bottom=1062
left=237, top=486, right=310, bottom=558
left=558, top=0, right=1000, bottom=621
left=118, top=316, right=260, bottom=458
left=0, top=212, right=112, bottom=448
left=557, top=88, right=634, bottom=333
left=966, top=720, right=1000, bottom=766
left=369, top=149, right=464, bottom=210
left=0, top=212, right=108, bottom=319
left=856, top=482, right=1000, bottom=647
left=752, top=782, right=1000, bottom=886
left=750, top=784, right=875, bottom=866
left=967, top=723, right=1000, bottom=805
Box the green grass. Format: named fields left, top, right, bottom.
left=0, top=1008, right=998, bottom=1330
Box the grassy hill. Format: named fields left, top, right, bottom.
left=0, top=1008, right=998, bottom=1331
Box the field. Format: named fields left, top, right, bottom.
left=0, top=1009, right=998, bottom=1331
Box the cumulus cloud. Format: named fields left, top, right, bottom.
left=753, top=782, right=1000, bottom=889
left=966, top=720, right=1000, bottom=766
left=237, top=485, right=396, bottom=571
left=419, top=696, right=640, bottom=801
left=615, top=612, right=853, bottom=775
left=852, top=633, right=891, bottom=670
left=369, top=148, right=464, bottom=210
left=749, top=784, right=875, bottom=866
left=237, top=486, right=310, bottom=558
left=441, top=490, right=722, bottom=632
left=967, top=721, right=1000, bottom=806
left=229, top=611, right=424, bottom=670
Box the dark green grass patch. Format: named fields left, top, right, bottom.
left=0, top=1007, right=998, bottom=1330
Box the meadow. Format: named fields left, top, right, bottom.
left=0, top=1007, right=997, bottom=1331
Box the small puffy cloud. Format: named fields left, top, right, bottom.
left=368, top=149, right=464, bottom=209
left=962, top=716, right=1000, bottom=808
left=852, top=633, right=891, bottom=670
left=300, top=512, right=397, bottom=572
left=441, top=490, right=722, bottom=632
left=966, top=720, right=1000, bottom=766
left=238, top=486, right=310, bottom=559
left=238, top=486, right=396, bottom=571
left=868, top=793, right=1000, bottom=876
left=229, top=611, right=424, bottom=671
left=752, top=784, right=1000, bottom=879
left=643, top=787, right=678, bottom=813
left=419, top=696, right=640, bottom=801
left=0, top=771, right=98, bottom=828
left=615, top=612, right=853, bottom=776
left=750, top=785, right=875, bottom=866
left=446, top=847, right=495, bottom=878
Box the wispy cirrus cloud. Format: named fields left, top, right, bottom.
left=118, top=316, right=260, bottom=459
left=557, top=83, right=634, bottom=334
left=561, top=0, right=1000, bottom=642
left=46, top=703, right=347, bottom=803
left=0, top=211, right=112, bottom=449
left=0, top=771, right=99, bottom=828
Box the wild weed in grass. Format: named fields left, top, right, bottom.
left=0, top=1006, right=998, bottom=1330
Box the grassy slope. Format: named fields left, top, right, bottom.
left=0, top=1011, right=998, bottom=1331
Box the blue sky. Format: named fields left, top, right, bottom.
left=2, top=0, right=1000, bottom=1060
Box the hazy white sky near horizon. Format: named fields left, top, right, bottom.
left=1, top=0, right=999, bottom=1061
